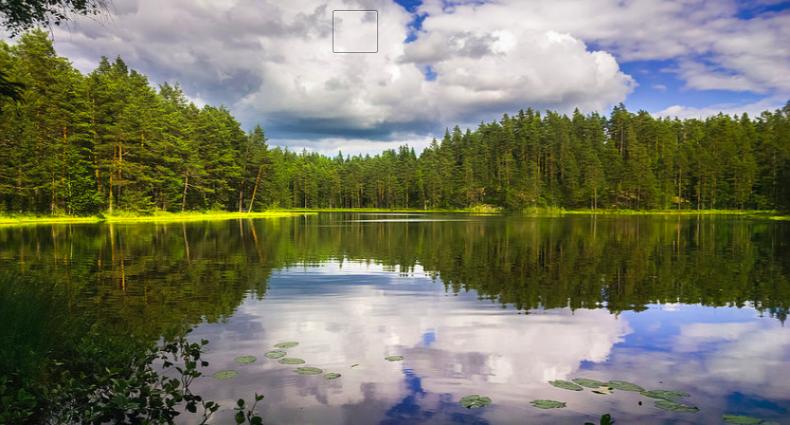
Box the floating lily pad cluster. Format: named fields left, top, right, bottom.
left=211, top=353, right=258, bottom=380
left=210, top=353, right=779, bottom=424
left=212, top=341, right=342, bottom=382
left=538, top=377, right=702, bottom=414
left=459, top=395, right=492, bottom=409
left=263, top=341, right=341, bottom=380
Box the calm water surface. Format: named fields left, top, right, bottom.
left=1, top=214, right=789, bottom=424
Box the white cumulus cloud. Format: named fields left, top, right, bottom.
left=38, top=0, right=635, bottom=148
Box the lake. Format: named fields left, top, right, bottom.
left=1, top=213, right=788, bottom=424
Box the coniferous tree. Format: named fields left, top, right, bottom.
left=1, top=31, right=788, bottom=215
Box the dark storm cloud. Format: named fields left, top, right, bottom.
left=257, top=114, right=439, bottom=140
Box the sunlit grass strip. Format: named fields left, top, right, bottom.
left=560, top=209, right=780, bottom=218
left=0, top=210, right=310, bottom=226
left=281, top=204, right=504, bottom=214
left=284, top=207, right=483, bottom=213
left=103, top=211, right=311, bottom=223
left=2, top=208, right=786, bottom=225
left=0, top=215, right=98, bottom=225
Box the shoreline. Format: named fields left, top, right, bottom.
left=0, top=211, right=313, bottom=226
left=0, top=208, right=787, bottom=226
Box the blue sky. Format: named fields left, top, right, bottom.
left=44, top=0, right=790, bottom=154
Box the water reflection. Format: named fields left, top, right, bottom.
left=188, top=262, right=788, bottom=424
left=0, top=214, right=788, bottom=423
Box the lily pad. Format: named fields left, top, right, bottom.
left=530, top=399, right=566, bottom=409
left=265, top=350, right=287, bottom=359
left=212, top=370, right=239, bottom=380
left=385, top=355, right=404, bottom=362
left=234, top=355, right=256, bottom=365
left=324, top=372, right=342, bottom=380
left=459, top=395, right=492, bottom=409
left=608, top=380, right=644, bottom=392
left=274, top=341, right=299, bottom=349
left=573, top=378, right=606, bottom=388
left=550, top=380, right=583, bottom=391
left=591, top=386, right=614, bottom=395
left=722, top=415, right=764, bottom=425
left=654, top=400, right=699, bottom=413
left=295, top=366, right=323, bottom=375
left=278, top=357, right=306, bottom=365
left=641, top=389, right=690, bottom=402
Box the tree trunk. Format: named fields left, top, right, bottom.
left=677, top=169, right=682, bottom=211
left=108, top=168, right=114, bottom=214
left=181, top=174, right=189, bottom=212
left=248, top=166, right=263, bottom=213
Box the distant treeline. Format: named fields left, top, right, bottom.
left=1, top=31, right=789, bottom=215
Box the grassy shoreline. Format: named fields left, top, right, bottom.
left=0, top=211, right=312, bottom=226
left=1, top=208, right=787, bottom=226
left=534, top=208, right=788, bottom=220
left=283, top=207, right=494, bottom=214
left=561, top=208, right=779, bottom=216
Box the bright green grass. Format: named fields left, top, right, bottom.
left=563, top=209, right=774, bottom=216
left=552, top=209, right=787, bottom=220
left=2, top=208, right=787, bottom=225
left=0, top=210, right=311, bottom=226
left=282, top=207, right=489, bottom=214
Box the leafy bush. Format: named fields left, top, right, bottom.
left=0, top=273, right=263, bottom=424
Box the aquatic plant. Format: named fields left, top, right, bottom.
left=550, top=380, right=583, bottom=391
left=234, top=394, right=265, bottom=425
left=324, top=372, right=341, bottom=380
left=607, top=380, right=644, bottom=392
left=640, top=389, right=689, bottom=402
left=653, top=400, right=699, bottom=413
left=459, top=395, right=492, bottom=409
left=235, top=355, right=257, bottom=365
left=530, top=399, right=566, bottom=409
left=264, top=350, right=287, bottom=359
left=213, top=370, right=240, bottom=380
left=573, top=378, right=606, bottom=388
left=584, top=414, right=615, bottom=425
left=385, top=355, right=404, bottom=362
left=722, top=415, right=767, bottom=424
left=295, top=367, right=323, bottom=375
left=278, top=358, right=305, bottom=365
left=591, top=386, right=614, bottom=395
left=274, top=341, right=299, bottom=349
